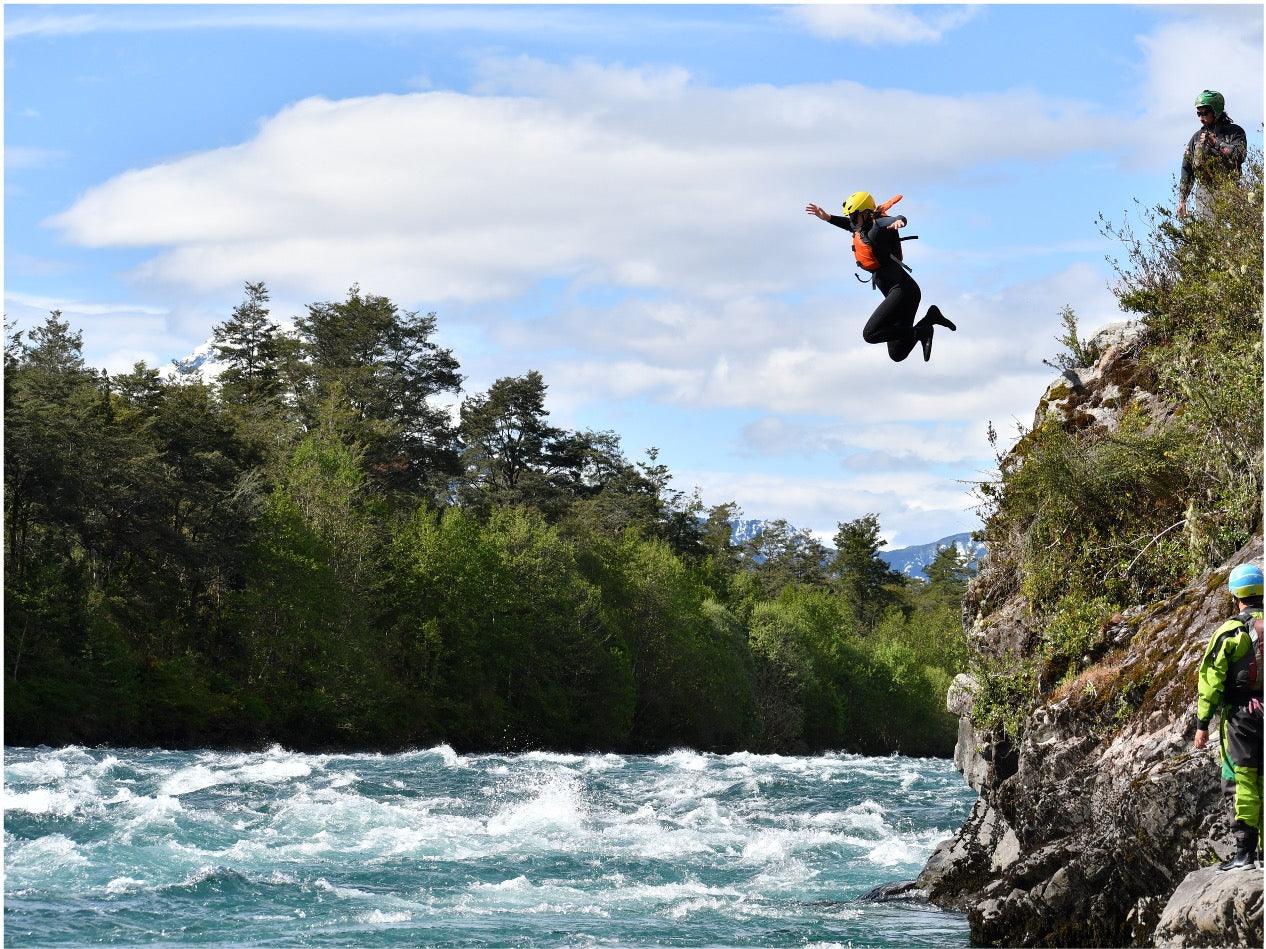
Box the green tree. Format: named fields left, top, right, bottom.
left=223, top=400, right=387, bottom=746
left=831, top=515, right=904, bottom=630
left=742, top=519, right=829, bottom=595
left=386, top=505, right=637, bottom=749
left=296, top=285, right=462, bottom=499
left=1104, top=154, right=1263, bottom=568
left=560, top=441, right=706, bottom=560
left=593, top=531, right=755, bottom=751
left=701, top=502, right=741, bottom=567
left=212, top=281, right=284, bottom=409
left=747, top=586, right=854, bottom=751
left=459, top=370, right=564, bottom=509
left=925, top=544, right=971, bottom=597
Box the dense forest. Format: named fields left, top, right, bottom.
left=5, top=283, right=969, bottom=756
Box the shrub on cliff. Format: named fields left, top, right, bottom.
left=975, top=157, right=1263, bottom=699
left=1107, top=151, right=1264, bottom=572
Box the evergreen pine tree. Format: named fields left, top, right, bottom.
left=831, top=514, right=904, bottom=630
left=212, top=281, right=283, bottom=408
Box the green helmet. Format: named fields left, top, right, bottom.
left=1195, top=90, right=1225, bottom=116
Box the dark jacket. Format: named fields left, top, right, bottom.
left=1180, top=114, right=1248, bottom=200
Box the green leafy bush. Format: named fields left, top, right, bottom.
left=971, top=157, right=1263, bottom=739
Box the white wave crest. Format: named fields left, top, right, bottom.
left=841, top=800, right=890, bottom=836
left=471, top=874, right=533, bottom=892
left=105, top=876, right=148, bottom=895
left=358, top=909, right=412, bottom=924
left=655, top=749, right=710, bottom=771
left=314, top=877, right=375, bottom=900
left=5, top=757, right=68, bottom=784
left=582, top=753, right=626, bottom=772
left=5, top=787, right=79, bottom=816
left=159, top=755, right=311, bottom=797
left=421, top=744, right=465, bottom=767
left=866, top=836, right=922, bottom=866
left=486, top=772, right=587, bottom=837
left=159, top=765, right=229, bottom=797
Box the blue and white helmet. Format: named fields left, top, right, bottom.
left=1228, top=563, right=1264, bottom=598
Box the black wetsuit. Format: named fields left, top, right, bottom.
left=829, top=213, right=922, bottom=362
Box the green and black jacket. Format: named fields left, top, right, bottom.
left=1196, top=608, right=1264, bottom=730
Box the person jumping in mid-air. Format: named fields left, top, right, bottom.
left=806, top=192, right=954, bottom=362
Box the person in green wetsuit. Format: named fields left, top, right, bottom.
left=1194, top=562, right=1264, bottom=870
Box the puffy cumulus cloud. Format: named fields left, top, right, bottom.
left=50, top=57, right=1108, bottom=306
left=528, top=261, right=1115, bottom=431
left=1130, top=6, right=1263, bottom=173
left=675, top=468, right=979, bottom=544
left=783, top=5, right=981, bottom=45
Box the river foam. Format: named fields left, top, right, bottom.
left=5, top=744, right=974, bottom=947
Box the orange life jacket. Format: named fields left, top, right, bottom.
left=851, top=194, right=904, bottom=273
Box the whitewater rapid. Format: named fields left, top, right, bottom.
left=5, top=744, right=974, bottom=946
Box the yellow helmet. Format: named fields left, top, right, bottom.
left=842, top=191, right=876, bottom=215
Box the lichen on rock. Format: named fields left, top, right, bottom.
left=923, top=533, right=1263, bottom=946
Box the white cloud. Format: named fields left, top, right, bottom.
left=5, top=291, right=168, bottom=318
left=740, top=417, right=991, bottom=468
left=3, top=6, right=772, bottom=48
left=0, top=290, right=287, bottom=381
left=49, top=57, right=1110, bottom=307
left=783, top=4, right=981, bottom=45
left=527, top=261, right=1117, bottom=431
left=5, top=13, right=107, bottom=39
left=676, top=467, right=980, bottom=545
left=4, top=292, right=175, bottom=376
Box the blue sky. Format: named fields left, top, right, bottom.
left=5, top=4, right=1263, bottom=546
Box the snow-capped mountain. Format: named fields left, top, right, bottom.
left=169, top=341, right=222, bottom=378
left=878, top=531, right=987, bottom=580
left=729, top=519, right=771, bottom=547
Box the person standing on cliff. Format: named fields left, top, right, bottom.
left=1194, top=562, right=1264, bottom=870
left=1177, top=90, right=1247, bottom=219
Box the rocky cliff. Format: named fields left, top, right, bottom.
left=914, top=321, right=1264, bottom=947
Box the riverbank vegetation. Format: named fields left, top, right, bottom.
left=5, top=285, right=968, bottom=756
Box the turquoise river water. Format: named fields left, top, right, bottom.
left=4, top=745, right=975, bottom=947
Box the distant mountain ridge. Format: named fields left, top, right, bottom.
left=878, top=531, right=987, bottom=580
left=728, top=520, right=985, bottom=581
